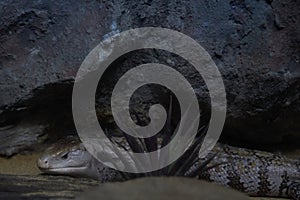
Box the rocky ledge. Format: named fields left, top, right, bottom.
left=0, top=175, right=251, bottom=200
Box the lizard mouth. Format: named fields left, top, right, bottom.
left=39, top=166, right=88, bottom=174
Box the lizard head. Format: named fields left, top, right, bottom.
left=37, top=135, right=96, bottom=178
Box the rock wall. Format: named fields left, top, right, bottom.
left=0, top=0, right=299, bottom=155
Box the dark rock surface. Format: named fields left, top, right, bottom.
left=0, top=174, right=97, bottom=199
left=0, top=0, right=299, bottom=154
left=0, top=79, right=75, bottom=156
left=0, top=123, right=46, bottom=156
left=0, top=175, right=249, bottom=200
left=79, top=177, right=249, bottom=200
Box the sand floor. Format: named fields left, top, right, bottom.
left=0, top=152, right=41, bottom=175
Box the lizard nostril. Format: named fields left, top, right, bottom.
left=37, top=157, right=49, bottom=168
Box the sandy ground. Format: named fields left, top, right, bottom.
left=0, top=152, right=41, bottom=175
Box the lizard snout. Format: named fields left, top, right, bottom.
left=37, top=156, right=50, bottom=169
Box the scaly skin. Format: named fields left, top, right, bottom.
left=192, top=144, right=300, bottom=199
left=37, top=136, right=300, bottom=199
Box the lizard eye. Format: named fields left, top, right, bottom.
left=61, top=152, right=68, bottom=159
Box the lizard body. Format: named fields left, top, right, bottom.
left=37, top=136, right=300, bottom=199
